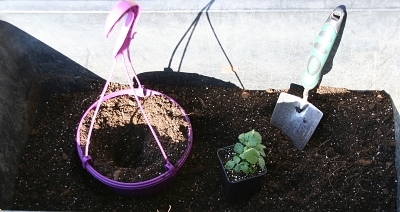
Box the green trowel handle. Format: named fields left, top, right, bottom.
left=302, top=6, right=345, bottom=90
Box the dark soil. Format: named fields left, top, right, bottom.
left=12, top=82, right=396, bottom=211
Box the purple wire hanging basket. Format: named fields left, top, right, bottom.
left=75, top=0, right=193, bottom=196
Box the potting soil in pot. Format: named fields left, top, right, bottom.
left=78, top=88, right=190, bottom=183
left=13, top=82, right=396, bottom=211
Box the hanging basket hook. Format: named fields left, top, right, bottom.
left=105, top=0, right=141, bottom=58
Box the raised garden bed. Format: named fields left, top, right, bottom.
left=11, top=80, right=396, bottom=211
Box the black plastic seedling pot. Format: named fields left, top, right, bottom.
left=217, top=145, right=268, bottom=203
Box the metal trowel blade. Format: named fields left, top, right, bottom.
left=270, top=92, right=323, bottom=151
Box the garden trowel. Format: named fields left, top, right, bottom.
left=270, top=6, right=345, bottom=151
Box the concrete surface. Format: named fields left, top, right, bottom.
left=1, top=0, right=400, bottom=210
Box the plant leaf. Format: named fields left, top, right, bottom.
left=259, top=148, right=266, bottom=157
left=233, top=155, right=241, bottom=164
left=244, top=130, right=252, bottom=140
left=234, top=164, right=241, bottom=173
left=247, top=138, right=257, bottom=147
left=240, top=148, right=258, bottom=165
left=225, top=161, right=235, bottom=170
left=258, top=157, right=266, bottom=170
left=246, top=130, right=262, bottom=147
left=256, top=143, right=266, bottom=149
left=252, top=143, right=266, bottom=157
left=238, top=133, right=245, bottom=144
left=252, top=130, right=262, bottom=142
left=241, top=163, right=250, bottom=174
left=234, top=143, right=244, bottom=154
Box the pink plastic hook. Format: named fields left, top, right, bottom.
left=105, top=0, right=141, bottom=58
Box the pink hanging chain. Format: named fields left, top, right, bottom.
left=84, top=0, right=172, bottom=166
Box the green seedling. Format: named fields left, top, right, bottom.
left=225, top=129, right=266, bottom=174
